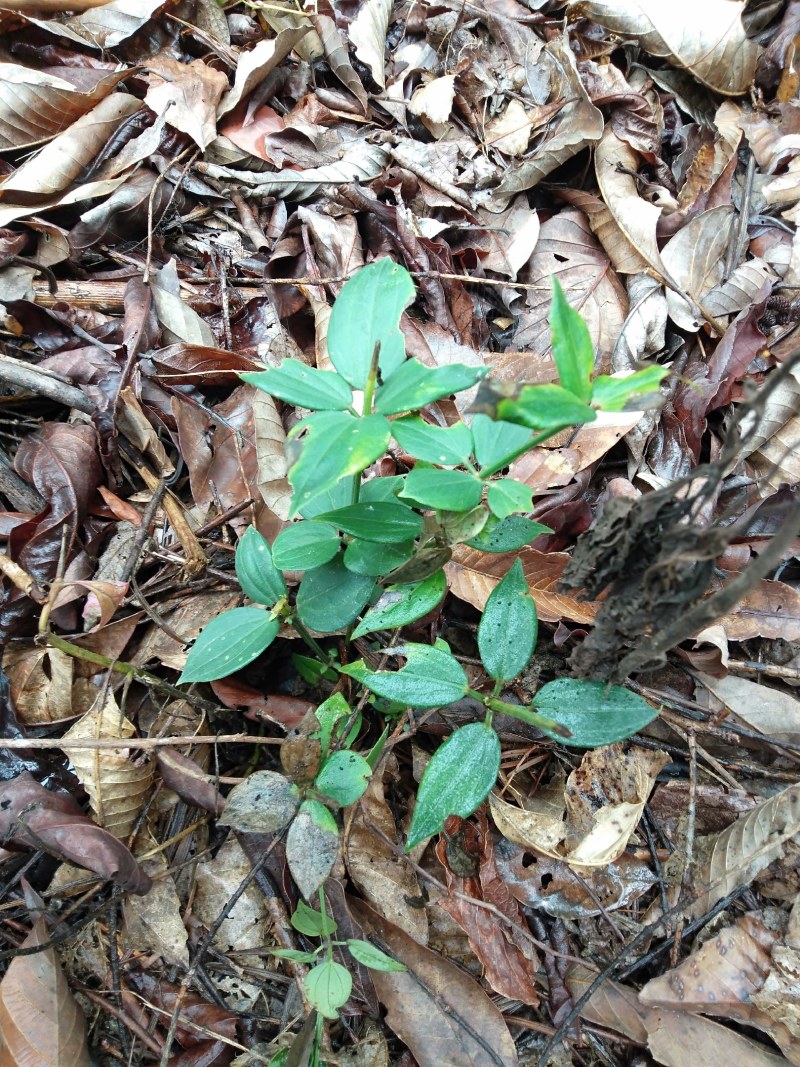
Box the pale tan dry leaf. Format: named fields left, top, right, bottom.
left=0, top=91, right=141, bottom=201
left=117, top=388, right=174, bottom=475
left=199, top=140, right=390, bottom=202
left=349, top=0, right=392, bottom=89
left=408, top=74, right=456, bottom=130
left=595, top=125, right=668, bottom=278
left=218, top=28, right=310, bottom=119
left=251, top=387, right=291, bottom=522
left=484, top=99, right=533, bottom=157
left=145, top=55, right=228, bottom=150
left=258, top=4, right=323, bottom=62
left=38, top=0, right=164, bottom=49
left=752, top=896, right=800, bottom=1057
left=0, top=64, right=130, bottom=150
left=487, top=34, right=603, bottom=211
left=490, top=745, right=667, bottom=868
left=660, top=206, right=735, bottom=331
left=62, top=691, right=154, bottom=841
left=712, top=578, right=800, bottom=642
left=151, top=260, right=216, bottom=347
left=747, top=376, right=800, bottom=491
left=572, top=0, right=761, bottom=96
left=447, top=545, right=600, bottom=625
left=640, top=913, right=798, bottom=1062
left=558, top=187, right=650, bottom=274
left=122, top=849, right=189, bottom=967
left=688, top=782, right=800, bottom=918
left=345, top=755, right=428, bottom=945
left=4, top=644, right=74, bottom=725
left=477, top=196, right=540, bottom=279
left=0, top=917, right=90, bottom=1066
left=697, top=672, right=800, bottom=743
left=568, top=964, right=788, bottom=1067
left=312, top=14, right=369, bottom=113
left=702, top=258, right=775, bottom=318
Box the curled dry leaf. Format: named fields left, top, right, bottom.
left=447, top=545, right=600, bottom=625
left=0, top=773, right=151, bottom=894
left=688, top=782, right=800, bottom=918
left=572, top=0, right=760, bottom=96
left=218, top=27, right=310, bottom=119
left=156, top=747, right=225, bottom=816
left=0, top=917, right=90, bottom=1067
left=349, top=0, right=392, bottom=89
left=62, top=690, right=154, bottom=841
left=349, top=897, right=520, bottom=1067
left=660, top=206, right=735, bottom=331
left=145, top=55, right=228, bottom=150
left=695, top=671, right=800, bottom=744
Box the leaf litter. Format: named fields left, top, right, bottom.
left=0, top=1, right=797, bottom=1065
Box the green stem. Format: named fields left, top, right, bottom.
left=291, top=618, right=330, bottom=661
left=477, top=692, right=573, bottom=739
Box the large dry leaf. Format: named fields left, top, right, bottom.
left=350, top=898, right=519, bottom=1067
left=511, top=208, right=627, bottom=363
left=0, top=91, right=141, bottom=201
left=713, top=578, right=800, bottom=641
left=62, top=691, right=154, bottom=841
left=345, top=755, right=428, bottom=945
left=447, top=545, right=600, bottom=624
left=744, top=374, right=800, bottom=491
left=559, top=187, right=650, bottom=274
left=639, top=913, right=798, bottom=1062
left=696, top=672, right=800, bottom=744
left=252, top=387, right=292, bottom=522
left=199, top=140, right=390, bottom=201
left=31, top=0, right=163, bottom=48
left=660, top=206, right=734, bottom=331
left=572, top=0, right=760, bottom=95
left=0, top=64, right=131, bottom=150
left=568, top=964, right=788, bottom=1067
left=487, top=34, right=603, bottom=210
left=218, top=27, right=310, bottom=119
left=349, top=0, right=392, bottom=89
left=145, top=55, right=228, bottom=150
left=123, top=849, right=190, bottom=968
left=0, top=917, right=90, bottom=1067
left=702, top=257, right=775, bottom=319
left=688, top=782, right=800, bottom=918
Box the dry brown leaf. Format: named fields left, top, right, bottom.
left=477, top=196, right=539, bottom=279
left=713, top=578, right=800, bottom=641
left=487, top=33, right=603, bottom=210
left=447, top=545, right=600, bottom=624
left=408, top=75, right=457, bottom=130
left=34, top=0, right=164, bottom=49
left=484, top=99, right=534, bottom=157
left=0, top=917, right=90, bottom=1067
left=252, top=387, right=292, bottom=523
left=558, top=187, right=650, bottom=274
left=345, top=755, right=428, bottom=945
left=217, top=27, right=310, bottom=119
left=702, top=258, right=775, bottom=319
left=572, top=0, right=761, bottom=96
left=350, top=898, right=520, bottom=1067
left=639, top=913, right=798, bottom=1062
left=696, top=671, right=800, bottom=744
left=62, top=690, right=154, bottom=841
left=145, top=54, right=228, bottom=151
left=752, top=895, right=800, bottom=1057
left=4, top=644, right=75, bottom=724
left=688, top=782, right=800, bottom=918
left=312, top=15, right=369, bottom=113
left=122, top=848, right=189, bottom=968
left=745, top=374, right=800, bottom=491
left=349, top=0, right=391, bottom=89
left=660, top=206, right=735, bottom=331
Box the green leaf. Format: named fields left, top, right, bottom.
left=465, top=514, right=552, bottom=553
left=438, top=505, right=490, bottom=546
left=327, top=258, right=415, bottom=388
left=293, top=654, right=338, bottom=685
left=297, top=479, right=352, bottom=519
left=406, top=722, right=500, bottom=849
left=241, top=360, right=353, bottom=411
left=179, top=608, right=279, bottom=683
left=392, top=416, right=473, bottom=466
left=376, top=359, right=486, bottom=415
left=471, top=413, right=533, bottom=473
left=360, top=475, right=404, bottom=502
left=316, top=750, right=372, bottom=806
left=271, top=948, right=319, bottom=963
left=495, top=383, right=596, bottom=434
left=316, top=502, right=423, bottom=543
left=292, top=899, right=338, bottom=937
left=549, top=277, right=594, bottom=402
left=487, top=479, right=533, bottom=519
left=235, top=526, right=287, bottom=606
left=272, top=522, right=341, bottom=571
left=295, top=555, right=376, bottom=632
left=314, top=692, right=351, bottom=756
left=400, top=466, right=483, bottom=511
left=341, top=640, right=468, bottom=707
left=343, top=537, right=414, bottom=576
left=532, top=679, right=659, bottom=747
left=288, top=412, right=391, bottom=516
left=591, top=366, right=669, bottom=411
left=304, top=960, right=352, bottom=1019
left=351, top=571, right=447, bottom=637
left=477, top=559, right=537, bottom=682
left=346, top=940, right=406, bottom=972
left=384, top=544, right=452, bottom=585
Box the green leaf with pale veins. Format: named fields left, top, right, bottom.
left=341, top=640, right=468, bottom=707
left=179, top=607, right=279, bottom=683
left=400, top=466, right=483, bottom=511
left=316, top=502, right=423, bottom=543
left=406, top=722, right=501, bottom=848
left=242, top=359, right=353, bottom=410
left=478, top=558, right=537, bottom=682
left=375, top=359, right=486, bottom=415
left=272, top=521, right=340, bottom=571
left=352, top=571, right=447, bottom=637
left=532, top=679, right=659, bottom=747
left=235, top=526, right=286, bottom=606
left=466, top=514, right=552, bottom=553
left=487, top=479, right=533, bottom=519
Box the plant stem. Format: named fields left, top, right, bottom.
left=483, top=695, right=573, bottom=739
left=291, top=618, right=330, bottom=661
